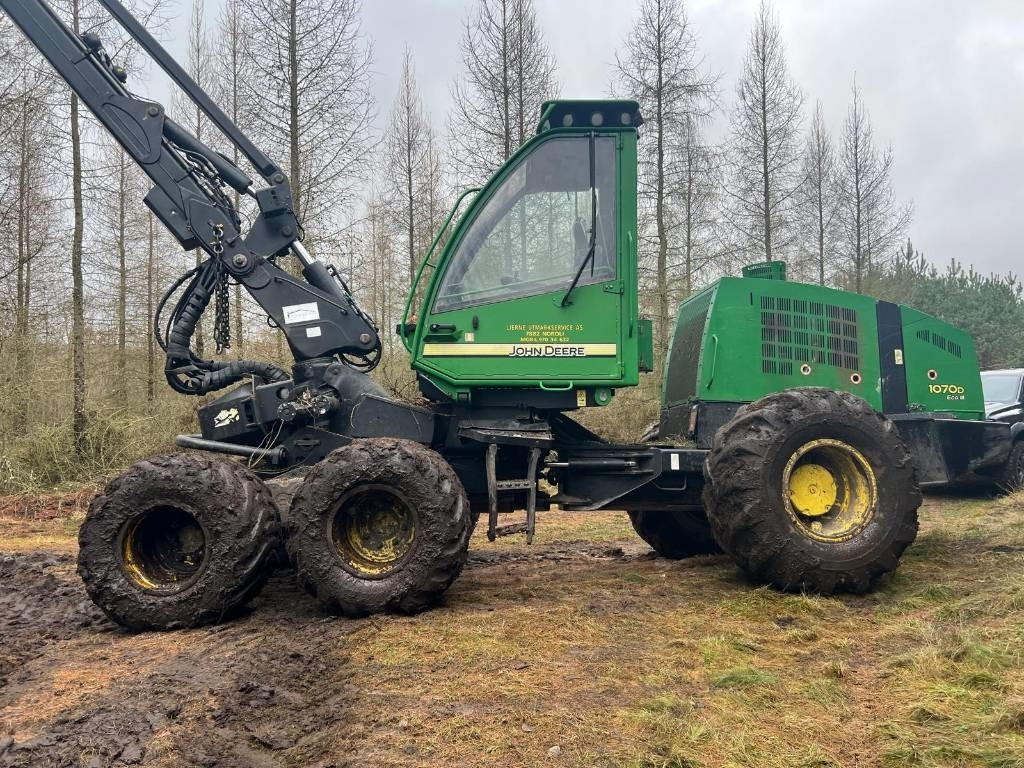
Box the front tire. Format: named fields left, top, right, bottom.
left=78, top=453, right=281, bottom=631
left=628, top=509, right=722, bottom=557
left=703, top=388, right=920, bottom=594
left=287, top=438, right=472, bottom=616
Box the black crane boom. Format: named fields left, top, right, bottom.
left=0, top=0, right=381, bottom=398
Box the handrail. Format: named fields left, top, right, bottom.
left=706, top=334, right=719, bottom=389
left=399, top=186, right=481, bottom=351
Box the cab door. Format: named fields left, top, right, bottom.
left=412, top=133, right=628, bottom=394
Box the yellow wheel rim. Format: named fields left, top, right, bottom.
left=783, top=439, right=877, bottom=542
left=120, top=506, right=207, bottom=592
left=789, top=463, right=838, bottom=517
left=330, top=485, right=417, bottom=578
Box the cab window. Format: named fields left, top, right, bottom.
left=434, top=136, right=617, bottom=313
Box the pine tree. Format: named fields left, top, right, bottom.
left=239, top=0, right=374, bottom=258
left=836, top=78, right=912, bottom=293
left=795, top=101, right=839, bottom=285
left=384, top=48, right=443, bottom=301
left=727, top=0, right=804, bottom=262
left=614, top=0, right=719, bottom=361
left=449, top=0, right=557, bottom=185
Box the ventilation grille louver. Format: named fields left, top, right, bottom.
left=759, top=295, right=860, bottom=375
left=916, top=328, right=962, bottom=359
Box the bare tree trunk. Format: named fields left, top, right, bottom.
left=654, top=10, right=668, bottom=369
left=795, top=102, right=836, bottom=285
left=406, top=119, right=414, bottom=288
left=219, top=0, right=246, bottom=355
left=853, top=128, right=862, bottom=294
left=15, top=103, right=28, bottom=341
left=684, top=141, right=694, bottom=295
left=817, top=178, right=825, bottom=285
left=287, top=0, right=302, bottom=266
left=70, top=0, right=87, bottom=456
left=501, top=0, right=510, bottom=161
left=146, top=212, right=156, bottom=402
left=385, top=50, right=442, bottom=318
left=14, top=97, right=29, bottom=428
left=240, top=0, right=373, bottom=259
left=187, top=0, right=207, bottom=355
left=116, top=151, right=128, bottom=392
left=759, top=50, right=772, bottom=261
left=515, top=0, right=525, bottom=147
left=838, top=80, right=911, bottom=294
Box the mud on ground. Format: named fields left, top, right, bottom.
left=1, top=496, right=1023, bottom=767
left=0, top=511, right=645, bottom=768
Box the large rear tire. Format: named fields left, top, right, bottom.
left=628, top=509, right=722, bottom=557
left=287, top=438, right=472, bottom=616
left=703, top=388, right=920, bottom=594
left=78, top=453, right=281, bottom=631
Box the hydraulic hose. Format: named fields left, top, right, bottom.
left=201, top=360, right=290, bottom=389
left=165, top=357, right=290, bottom=396
left=165, top=260, right=217, bottom=361
left=163, top=259, right=289, bottom=394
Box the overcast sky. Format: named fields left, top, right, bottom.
left=149, top=0, right=1024, bottom=277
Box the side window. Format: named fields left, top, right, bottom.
left=434, top=136, right=617, bottom=313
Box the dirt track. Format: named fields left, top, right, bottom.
left=0, top=518, right=644, bottom=768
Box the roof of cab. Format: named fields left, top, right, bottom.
left=536, top=100, right=644, bottom=135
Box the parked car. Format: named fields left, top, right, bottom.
left=981, top=368, right=1024, bottom=490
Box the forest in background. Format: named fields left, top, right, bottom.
left=1, top=0, right=1022, bottom=492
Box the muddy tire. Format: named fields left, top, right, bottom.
left=628, top=509, right=722, bottom=557
left=996, top=440, right=1024, bottom=493
left=287, top=438, right=472, bottom=616
left=78, top=453, right=282, bottom=631
left=703, top=388, right=920, bottom=594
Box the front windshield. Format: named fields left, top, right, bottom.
left=433, top=136, right=617, bottom=313
left=981, top=372, right=1022, bottom=403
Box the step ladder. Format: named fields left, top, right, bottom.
left=485, top=443, right=542, bottom=543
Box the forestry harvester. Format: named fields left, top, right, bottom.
left=2, top=0, right=1012, bottom=630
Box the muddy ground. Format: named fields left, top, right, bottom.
left=1, top=493, right=1023, bottom=768
left=0, top=509, right=645, bottom=768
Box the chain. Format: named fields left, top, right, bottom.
left=212, top=224, right=231, bottom=354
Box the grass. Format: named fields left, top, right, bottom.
left=1, top=491, right=1022, bottom=767
left=0, top=513, right=84, bottom=553
left=330, top=493, right=1024, bottom=767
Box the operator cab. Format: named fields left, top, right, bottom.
left=402, top=100, right=651, bottom=408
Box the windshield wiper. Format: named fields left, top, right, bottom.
left=560, top=131, right=597, bottom=308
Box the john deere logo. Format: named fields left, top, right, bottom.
left=508, top=345, right=587, bottom=357
left=214, top=408, right=240, bottom=429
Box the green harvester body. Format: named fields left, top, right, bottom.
left=400, top=98, right=984, bottom=433
left=664, top=263, right=985, bottom=423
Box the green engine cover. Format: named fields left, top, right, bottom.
left=899, top=305, right=984, bottom=417
left=664, top=272, right=984, bottom=420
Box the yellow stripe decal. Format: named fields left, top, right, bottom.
left=422, top=343, right=617, bottom=357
